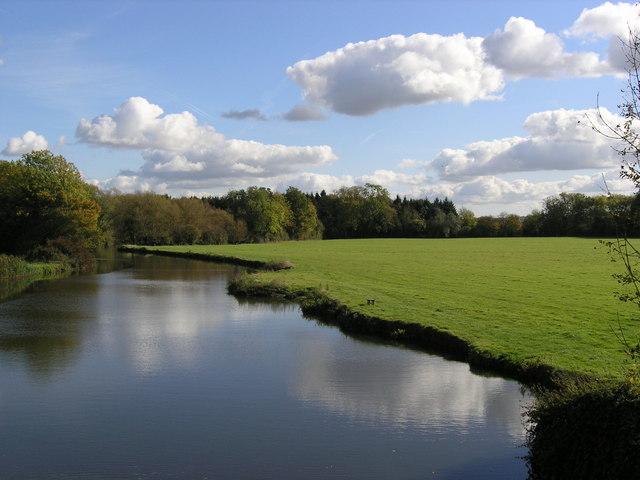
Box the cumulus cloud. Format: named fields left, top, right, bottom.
left=221, top=109, right=267, bottom=121
left=273, top=170, right=428, bottom=195
left=404, top=169, right=633, bottom=215
left=286, top=5, right=633, bottom=116
left=274, top=172, right=356, bottom=193
left=565, top=2, right=640, bottom=71
left=565, top=2, right=640, bottom=39
left=274, top=170, right=430, bottom=195
left=359, top=169, right=430, bottom=186
left=282, top=104, right=328, bottom=121
left=77, top=97, right=337, bottom=190
left=431, top=108, right=623, bottom=180
left=287, top=32, right=504, bottom=116
left=483, top=17, right=612, bottom=79
left=2, top=130, right=49, bottom=156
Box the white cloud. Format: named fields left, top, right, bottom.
left=274, top=172, right=356, bottom=193
left=287, top=6, right=632, bottom=116
left=431, top=108, right=623, bottom=180
left=273, top=170, right=429, bottom=195
left=282, top=104, right=328, bottom=122
left=406, top=169, right=633, bottom=215
left=396, top=158, right=429, bottom=169
left=2, top=130, right=49, bottom=156
left=359, top=169, right=430, bottom=186
left=77, top=97, right=337, bottom=189
left=287, top=32, right=504, bottom=116
left=564, top=2, right=640, bottom=72
left=565, top=2, right=640, bottom=39
left=483, top=17, right=613, bottom=79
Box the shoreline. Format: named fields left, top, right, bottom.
left=0, top=262, right=70, bottom=302
left=120, top=245, right=590, bottom=388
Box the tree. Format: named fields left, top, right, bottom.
left=224, top=187, right=292, bottom=242
left=593, top=30, right=640, bottom=383
left=458, top=208, right=477, bottom=236
left=285, top=187, right=322, bottom=240
left=109, top=192, right=180, bottom=245
left=425, top=208, right=460, bottom=237
left=0, top=150, right=101, bottom=254
left=523, top=209, right=544, bottom=236
left=498, top=213, right=523, bottom=237
left=361, top=183, right=397, bottom=236
left=473, top=216, right=501, bottom=237
left=332, top=186, right=365, bottom=238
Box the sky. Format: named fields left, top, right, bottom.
left=1, top=0, right=639, bottom=215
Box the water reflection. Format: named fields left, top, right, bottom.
left=292, top=334, right=528, bottom=440
left=127, top=253, right=245, bottom=281
left=95, top=264, right=237, bottom=375
left=0, top=276, right=98, bottom=377
left=0, top=253, right=529, bottom=479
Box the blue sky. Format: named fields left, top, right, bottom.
left=1, top=0, right=638, bottom=215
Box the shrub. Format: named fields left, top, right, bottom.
left=525, top=382, right=640, bottom=479
left=29, top=237, right=95, bottom=273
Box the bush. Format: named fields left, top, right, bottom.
left=526, top=382, right=640, bottom=479
left=29, top=237, right=95, bottom=273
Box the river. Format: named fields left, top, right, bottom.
left=0, top=253, right=531, bottom=479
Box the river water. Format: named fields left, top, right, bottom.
left=0, top=253, right=531, bottom=479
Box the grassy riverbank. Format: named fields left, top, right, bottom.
left=0, top=254, right=70, bottom=301
left=128, top=238, right=637, bottom=382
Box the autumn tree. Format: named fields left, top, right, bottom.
left=0, top=150, right=101, bottom=255
left=473, top=216, right=501, bottom=237
left=109, top=192, right=180, bottom=245
left=498, top=213, right=523, bottom=237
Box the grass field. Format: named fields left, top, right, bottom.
left=141, top=237, right=639, bottom=381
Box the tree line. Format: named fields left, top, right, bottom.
left=3, top=150, right=640, bottom=273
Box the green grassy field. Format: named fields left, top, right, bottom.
left=142, top=238, right=639, bottom=381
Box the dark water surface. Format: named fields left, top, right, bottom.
left=0, top=254, right=531, bottom=479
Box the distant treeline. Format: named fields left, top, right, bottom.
left=105, top=185, right=640, bottom=245
left=3, top=151, right=640, bottom=267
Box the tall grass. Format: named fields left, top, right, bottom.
left=0, top=254, right=33, bottom=278
left=0, top=254, right=69, bottom=279
left=0, top=254, right=70, bottom=301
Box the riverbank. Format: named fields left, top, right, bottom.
left=0, top=254, right=70, bottom=301
left=120, top=238, right=634, bottom=386
left=228, top=271, right=566, bottom=387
